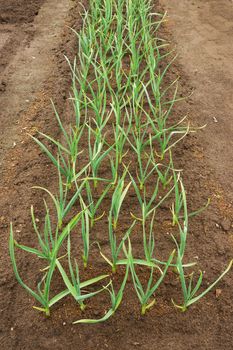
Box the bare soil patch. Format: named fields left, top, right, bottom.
left=160, top=0, right=233, bottom=202
left=0, top=0, right=45, bottom=24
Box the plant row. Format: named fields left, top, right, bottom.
left=10, top=0, right=232, bottom=323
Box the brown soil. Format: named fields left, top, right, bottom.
left=160, top=0, right=233, bottom=203
left=0, top=0, right=45, bottom=24
left=0, top=1, right=233, bottom=350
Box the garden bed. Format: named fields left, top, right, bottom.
left=0, top=1, right=232, bottom=349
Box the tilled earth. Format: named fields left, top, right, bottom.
left=0, top=0, right=45, bottom=24
left=0, top=1, right=232, bottom=349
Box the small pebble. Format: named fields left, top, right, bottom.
left=216, top=288, right=222, bottom=298
left=221, top=218, right=232, bottom=232
left=93, top=310, right=102, bottom=317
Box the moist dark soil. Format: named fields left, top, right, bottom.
left=0, top=1, right=233, bottom=350
left=0, top=0, right=45, bottom=24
